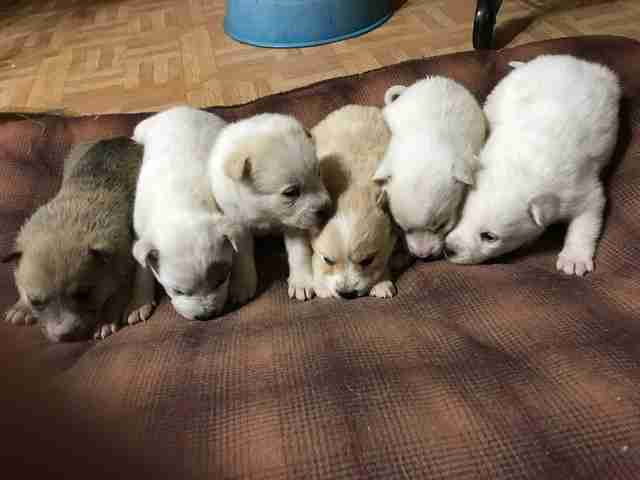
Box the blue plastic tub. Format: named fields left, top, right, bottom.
left=224, top=0, right=394, bottom=48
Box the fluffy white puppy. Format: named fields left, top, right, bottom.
left=374, top=77, right=487, bottom=259
left=133, top=106, right=245, bottom=320
left=445, top=55, right=621, bottom=276
left=209, top=113, right=331, bottom=301
left=311, top=105, right=398, bottom=299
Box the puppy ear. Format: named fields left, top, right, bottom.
left=384, top=85, right=407, bottom=106
left=372, top=163, right=392, bottom=186
left=132, top=115, right=155, bottom=145
left=375, top=189, right=389, bottom=210
left=132, top=240, right=159, bottom=270
left=304, top=128, right=314, bottom=141
left=224, top=234, right=239, bottom=254
left=452, top=147, right=476, bottom=186
left=224, top=152, right=251, bottom=181
left=220, top=222, right=249, bottom=254
left=452, top=161, right=474, bottom=186
left=528, top=194, right=560, bottom=228
left=2, top=250, right=21, bottom=264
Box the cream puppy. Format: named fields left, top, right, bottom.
left=311, top=105, right=398, bottom=299
left=445, top=55, right=621, bottom=276
left=374, top=77, right=486, bottom=259
left=133, top=106, right=246, bottom=321
left=209, top=113, right=331, bottom=301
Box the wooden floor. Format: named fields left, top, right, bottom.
left=1, top=0, right=639, bottom=115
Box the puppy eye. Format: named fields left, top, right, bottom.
left=322, top=255, right=335, bottom=266
left=282, top=185, right=301, bottom=198
left=72, top=287, right=93, bottom=302
left=29, top=297, right=47, bottom=310
left=429, top=220, right=447, bottom=233
left=359, top=254, right=376, bottom=268
left=211, top=271, right=231, bottom=290
left=173, top=288, right=191, bottom=297
left=480, top=232, right=499, bottom=243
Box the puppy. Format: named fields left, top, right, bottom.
left=133, top=106, right=245, bottom=320
left=311, top=105, right=398, bottom=299
left=373, top=77, right=487, bottom=259
left=445, top=55, right=621, bottom=276
left=209, top=113, right=331, bottom=301
left=3, top=138, right=156, bottom=342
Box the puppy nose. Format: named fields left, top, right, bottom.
left=194, top=312, right=214, bottom=321
left=416, top=245, right=442, bottom=260
left=337, top=289, right=359, bottom=300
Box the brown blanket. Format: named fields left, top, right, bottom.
left=1, top=36, right=640, bottom=479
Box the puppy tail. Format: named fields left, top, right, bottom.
left=508, top=61, right=526, bottom=69
left=384, top=85, right=407, bottom=106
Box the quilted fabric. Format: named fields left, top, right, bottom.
left=1, top=36, right=640, bottom=480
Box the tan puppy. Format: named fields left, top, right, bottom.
left=311, top=105, right=398, bottom=299
left=3, top=138, right=156, bottom=342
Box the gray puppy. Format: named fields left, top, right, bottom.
left=3, top=137, right=156, bottom=342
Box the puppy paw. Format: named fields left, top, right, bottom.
left=556, top=248, right=594, bottom=277
left=127, top=302, right=156, bottom=325
left=93, top=322, right=118, bottom=341
left=370, top=280, right=397, bottom=299
left=4, top=301, right=36, bottom=326
left=126, top=265, right=157, bottom=325
left=287, top=273, right=316, bottom=301
left=229, top=272, right=258, bottom=305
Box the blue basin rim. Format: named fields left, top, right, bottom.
left=224, top=0, right=395, bottom=48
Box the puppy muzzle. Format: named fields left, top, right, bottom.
left=170, top=275, right=231, bottom=321
left=41, top=313, right=92, bottom=343
left=406, top=234, right=443, bottom=260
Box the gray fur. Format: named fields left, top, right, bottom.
left=4, top=137, right=149, bottom=342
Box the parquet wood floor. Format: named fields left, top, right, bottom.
left=1, top=0, right=639, bottom=114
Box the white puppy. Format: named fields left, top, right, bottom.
left=445, top=55, right=621, bottom=276
left=209, top=113, right=331, bottom=301
left=311, top=105, right=398, bottom=299
left=133, top=106, right=245, bottom=320
left=374, top=77, right=487, bottom=259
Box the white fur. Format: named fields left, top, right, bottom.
left=133, top=106, right=242, bottom=320
left=209, top=113, right=331, bottom=301
left=374, top=76, right=487, bottom=259
left=445, top=55, right=621, bottom=276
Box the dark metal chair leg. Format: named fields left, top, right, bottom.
left=473, top=0, right=503, bottom=50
